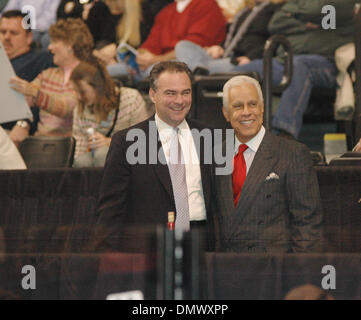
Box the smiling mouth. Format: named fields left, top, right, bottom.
left=240, top=120, right=254, bottom=124
left=169, top=106, right=185, bottom=112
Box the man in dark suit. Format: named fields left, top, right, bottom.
left=213, top=75, right=322, bottom=253
left=96, top=61, right=213, bottom=251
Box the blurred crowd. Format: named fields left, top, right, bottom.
left=0, top=0, right=360, bottom=170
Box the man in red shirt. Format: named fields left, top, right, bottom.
left=136, top=0, right=226, bottom=72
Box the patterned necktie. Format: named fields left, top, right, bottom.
left=232, top=144, right=248, bottom=207
left=168, top=128, right=190, bottom=231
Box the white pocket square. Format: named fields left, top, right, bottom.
left=265, top=172, right=279, bottom=181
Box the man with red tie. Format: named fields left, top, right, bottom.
left=212, top=75, right=323, bottom=253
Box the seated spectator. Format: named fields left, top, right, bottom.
left=175, top=0, right=285, bottom=73
left=188, top=0, right=358, bottom=140
left=9, top=18, right=93, bottom=139
left=0, top=10, right=54, bottom=145
left=2, top=0, right=61, bottom=48
left=107, top=0, right=227, bottom=79
left=70, top=58, right=151, bottom=167
left=0, top=126, right=26, bottom=169
left=93, top=0, right=172, bottom=70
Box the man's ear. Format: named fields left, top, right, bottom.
left=222, top=106, right=230, bottom=122
left=149, top=88, right=156, bottom=104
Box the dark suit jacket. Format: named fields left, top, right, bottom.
left=96, top=116, right=214, bottom=251
left=212, top=132, right=323, bottom=253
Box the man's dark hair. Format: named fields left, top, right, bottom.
left=0, top=10, right=32, bottom=33
left=149, top=61, right=193, bottom=91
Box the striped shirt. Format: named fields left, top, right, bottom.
left=31, top=67, right=78, bottom=137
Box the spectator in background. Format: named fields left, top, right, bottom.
left=106, top=0, right=227, bottom=79
left=2, top=0, right=61, bottom=48
left=9, top=18, right=93, bottom=140
left=188, top=0, right=358, bottom=140
left=0, top=10, right=54, bottom=145
left=70, top=58, right=151, bottom=167
left=175, top=0, right=285, bottom=73
left=93, top=0, right=172, bottom=73
left=57, top=0, right=124, bottom=49
left=0, top=126, right=26, bottom=169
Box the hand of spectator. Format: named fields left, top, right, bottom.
left=237, top=56, right=251, bottom=65
left=93, top=43, right=117, bottom=65
left=88, top=131, right=111, bottom=150
left=206, top=45, right=224, bottom=59
left=136, top=49, right=157, bottom=71
left=306, top=22, right=319, bottom=30
left=8, top=125, right=29, bottom=147
left=352, top=138, right=361, bottom=152
left=9, top=76, right=38, bottom=98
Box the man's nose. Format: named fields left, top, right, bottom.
left=4, top=31, right=11, bottom=40
left=174, top=94, right=184, bottom=104
left=240, top=105, right=251, bottom=116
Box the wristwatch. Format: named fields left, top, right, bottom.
left=16, top=120, right=30, bottom=129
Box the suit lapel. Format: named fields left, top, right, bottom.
left=148, top=118, right=175, bottom=200
left=236, top=133, right=278, bottom=213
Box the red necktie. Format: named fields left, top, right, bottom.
left=232, top=144, right=248, bottom=207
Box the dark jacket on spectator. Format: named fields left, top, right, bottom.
left=269, top=0, right=359, bottom=63
left=231, top=2, right=284, bottom=60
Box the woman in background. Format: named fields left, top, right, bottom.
left=9, top=18, right=93, bottom=141
left=70, top=58, right=151, bottom=167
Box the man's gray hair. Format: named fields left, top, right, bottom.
left=223, top=75, right=263, bottom=110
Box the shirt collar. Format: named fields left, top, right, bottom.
left=176, top=0, right=192, bottom=13
left=234, top=126, right=266, bottom=155
left=155, top=114, right=189, bottom=140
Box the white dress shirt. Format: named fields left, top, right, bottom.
left=234, top=126, right=265, bottom=174
left=155, top=114, right=206, bottom=221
